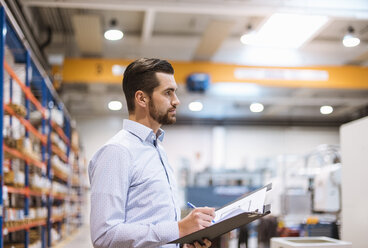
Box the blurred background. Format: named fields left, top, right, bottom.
left=1, top=0, right=368, bottom=248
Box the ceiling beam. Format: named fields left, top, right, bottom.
left=57, top=58, right=368, bottom=89
left=332, top=105, right=365, bottom=116
left=234, top=97, right=367, bottom=107
left=141, top=10, right=155, bottom=44
left=20, top=0, right=368, bottom=19
left=263, top=105, right=289, bottom=117
left=262, top=88, right=316, bottom=116
left=193, top=20, right=234, bottom=61
left=174, top=117, right=347, bottom=127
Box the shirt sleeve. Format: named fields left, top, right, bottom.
left=89, top=144, right=179, bottom=248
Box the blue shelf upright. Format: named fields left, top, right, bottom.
left=0, top=7, right=6, bottom=248
left=46, top=98, right=52, bottom=248
left=1, top=4, right=81, bottom=247
left=24, top=50, right=31, bottom=248
left=41, top=80, right=47, bottom=248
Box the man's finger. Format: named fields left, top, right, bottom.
left=195, top=207, right=215, bottom=218
left=198, top=219, right=212, bottom=228
left=194, top=241, right=201, bottom=248
left=203, top=239, right=211, bottom=247
left=197, top=212, right=214, bottom=223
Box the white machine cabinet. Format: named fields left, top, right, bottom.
left=271, top=237, right=352, bottom=248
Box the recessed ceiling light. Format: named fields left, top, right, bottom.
left=320, top=105, right=333, bottom=115
left=343, top=35, right=360, bottom=47
left=104, top=29, right=124, bottom=41
left=250, top=103, right=264, bottom=113
left=188, top=101, right=203, bottom=112
left=108, top=100, right=122, bottom=111
left=242, top=13, right=329, bottom=48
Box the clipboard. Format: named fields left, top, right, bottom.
left=169, top=183, right=272, bottom=245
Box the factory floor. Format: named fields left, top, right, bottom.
left=57, top=225, right=92, bottom=248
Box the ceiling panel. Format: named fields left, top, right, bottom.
left=101, top=10, right=144, bottom=34
left=72, top=15, right=102, bottom=55
left=154, top=12, right=212, bottom=35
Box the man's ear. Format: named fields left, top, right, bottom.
left=135, top=90, right=148, bottom=108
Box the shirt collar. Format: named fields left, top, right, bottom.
left=123, top=119, right=165, bottom=143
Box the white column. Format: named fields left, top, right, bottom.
left=212, top=126, right=226, bottom=169
left=340, top=116, right=368, bottom=248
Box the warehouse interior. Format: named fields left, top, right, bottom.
left=1, top=0, right=368, bottom=248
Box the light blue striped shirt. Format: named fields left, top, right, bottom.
left=89, top=119, right=181, bottom=248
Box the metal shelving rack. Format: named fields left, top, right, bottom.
left=0, top=5, right=84, bottom=248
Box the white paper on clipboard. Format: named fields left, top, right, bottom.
left=213, top=187, right=267, bottom=223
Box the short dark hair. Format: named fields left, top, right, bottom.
left=122, top=58, right=174, bottom=113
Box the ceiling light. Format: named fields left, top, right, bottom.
left=240, top=32, right=257, bottom=45
left=243, top=13, right=329, bottom=48
left=342, top=26, right=360, bottom=48
left=250, top=103, right=264, bottom=113
left=104, top=29, right=124, bottom=41
left=104, top=19, right=124, bottom=41
left=320, top=105, right=333, bottom=115
left=188, top=101, right=203, bottom=112
left=240, top=24, right=257, bottom=45
left=108, top=100, right=122, bottom=111
left=112, top=65, right=126, bottom=76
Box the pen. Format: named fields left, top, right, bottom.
left=187, top=202, right=215, bottom=223
left=187, top=202, right=197, bottom=209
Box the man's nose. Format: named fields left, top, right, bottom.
left=172, top=93, right=180, bottom=106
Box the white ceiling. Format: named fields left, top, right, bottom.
left=20, top=0, right=368, bottom=66
left=16, top=0, right=368, bottom=125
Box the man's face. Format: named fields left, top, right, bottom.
left=148, top=72, right=180, bottom=125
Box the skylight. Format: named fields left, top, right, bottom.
left=243, top=13, right=329, bottom=49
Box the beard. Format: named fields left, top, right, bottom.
left=149, top=99, right=176, bottom=125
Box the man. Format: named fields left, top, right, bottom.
left=89, top=58, right=215, bottom=248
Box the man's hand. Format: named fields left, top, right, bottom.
left=183, top=239, right=211, bottom=248
left=178, top=207, right=215, bottom=237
